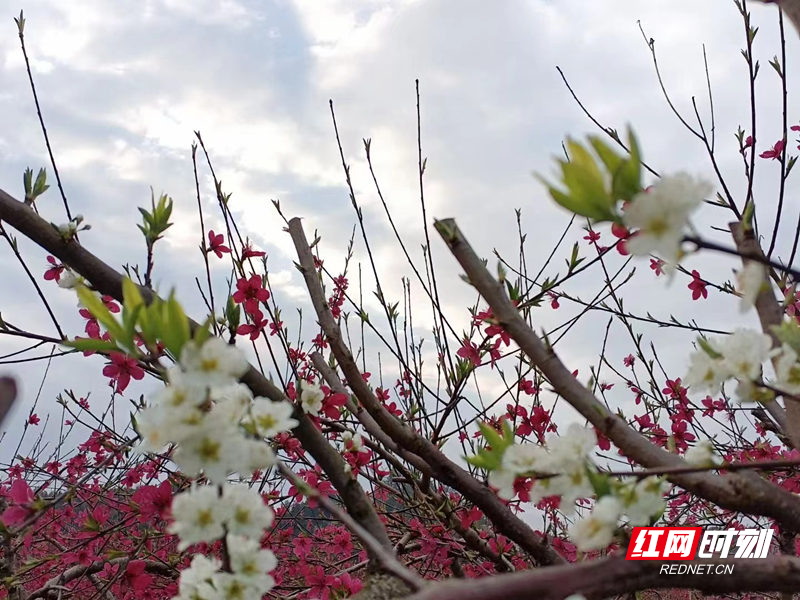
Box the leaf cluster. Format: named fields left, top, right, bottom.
left=536, top=128, right=642, bottom=222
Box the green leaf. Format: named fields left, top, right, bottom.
left=587, top=136, right=624, bottom=175
left=193, top=316, right=214, bottom=347
left=63, top=338, right=121, bottom=353
left=139, top=302, right=163, bottom=348
left=76, top=286, right=125, bottom=342
left=225, top=295, right=241, bottom=331
left=565, top=138, right=604, bottom=183
left=478, top=421, right=505, bottom=450
left=23, top=168, right=33, bottom=196
left=585, top=466, right=611, bottom=498
left=160, top=294, right=191, bottom=357
left=122, top=278, right=144, bottom=312
left=33, top=168, right=49, bottom=196
left=773, top=320, right=800, bottom=354
left=120, top=304, right=144, bottom=353
left=613, top=127, right=643, bottom=202
left=467, top=420, right=516, bottom=471
left=560, top=158, right=609, bottom=215
left=698, top=337, right=723, bottom=360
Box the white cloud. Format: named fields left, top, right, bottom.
left=0, top=0, right=796, bottom=463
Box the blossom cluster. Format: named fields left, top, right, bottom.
left=489, top=424, right=667, bottom=552
left=170, top=486, right=277, bottom=599
left=684, top=328, right=800, bottom=402
left=135, top=336, right=298, bottom=599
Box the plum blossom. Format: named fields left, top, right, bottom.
left=207, top=230, right=231, bottom=258
left=775, top=344, right=800, bottom=396
left=43, top=255, right=64, bottom=282
left=169, top=484, right=227, bottom=550
left=220, top=484, right=275, bottom=537
left=300, top=381, right=325, bottom=416
left=622, top=477, right=668, bottom=526
left=179, top=337, right=249, bottom=388
left=569, top=495, right=622, bottom=552
left=102, top=352, right=145, bottom=392
left=176, top=555, right=221, bottom=599
left=1, top=479, right=34, bottom=526
left=685, top=329, right=775, bottom=395
left=57, top=268, right=83, bottom=289
left=684, top=440, right=720, bottom=467
left=249, top=397, right=298, bottom=437
left=623, top=173, right=713, bottom=263
left=760, top=139, right=785, bottom=160
left=227, top=534, right=277, bottom=590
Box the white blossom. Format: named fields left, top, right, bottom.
left=735, top=379, right=759, bottom=403
left=300, top=381, right=325, bottom=416
left=522, top=425, right=597, bottom=510
left=180, top=338, right=249, bottom=388
left=532, top=467, right=594, bottom=511
left=569, top=495, right=622, bottom=552
left=177, top=555, right=221, bottom=600
left=684, top=440, right=720, bottom=467
left=623, top=173, right=713, bottom=263
left=544, top=424, right=596, bottom=473
left=211, top=572, right=262, bottom=600
left=737, top=261, right=765, bottom=313
left=249, top=398, right=298, bottom=437
left=211, top=383, right=253, bottom=423
left=719, top=329, right=774, bottom=382
left=227, top=535, right=277, bottom=591
left=134, top=404, right=174, bottom=454
left=501, top=443, right=546, bottom=474
left=684, top=347, right=726, bottom=393
left=686, top=329, right=776, bottom=393
left=57, top=269, right=82, bottom=289
left=343, top=431, right=364, bottom=452
left=240, top=439, right=276, bottom=474
left=623, top=477, right=667, bottom=526
left=174, top=424, right=252, bottom=484
left=488, top=443, right=546, bottom=500
left=57, top=221, right=79, bottom=238
left=134, top=402, right=205, bottom=453
left=220, top=484, right=275, bottom=538
left=775, top=344, right=800, bottom=396
left=488, top=467, right=517, bottom=500
left=151, top=379, right=208, bottom=411
left=169, top=485, right=226, bottom=550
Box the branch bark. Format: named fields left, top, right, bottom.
left=24, top=558, right=174, bottom=600
left=730, top=220, right=800, bottom=448
left=405, top=555, right=800, bottom=600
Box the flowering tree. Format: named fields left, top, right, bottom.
left=4, top=2, right=800, bottom=599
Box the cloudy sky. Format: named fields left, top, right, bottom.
left=0, top=0, right=796, bottom=461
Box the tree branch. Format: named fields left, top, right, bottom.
left=287, top=216, right=562, bottom=566
left=405, top=555, right=800, bottom=600
left=434, top=217, right=800, bottom=531
left=0, top=186, right=394, bottom=560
